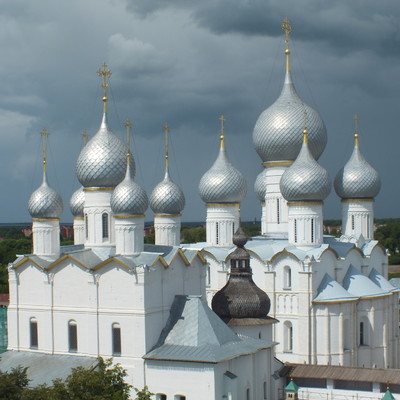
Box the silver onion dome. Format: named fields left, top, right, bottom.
left=150, top=169, right=185, bottom=214
left=199, top=140, right=247, bottom=204
left=111, top=168, right=148, bottom=215
left=76, top=113, right=135, bottom=188
left=334, top=135, right=381, bottom=199
left=254, top=168, right=268, bottom=202
left=69, top=187, right=85, bottom=217
left=253, top=71, right=327, bottom=163
left=280, top=130, right=331, bottom=202
left=28, top=172, right=64, bottom=218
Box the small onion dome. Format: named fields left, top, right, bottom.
left=334, top=133, right=381, bottom=199
left=69, top=187, right=85, bottom=217
left=199, top=139, right=247, bottom=203
left=76, top=113, right=135, bottom=188
left=280, top=129, right=331, bottom=202
left=254, top=168, right=268, bottom=202
left=150, top=169, right=185, bottom=214
left=212, top=227, right=271, bottom=321
left=253, top=71, right=327, bottom=163
left=111, top=167, right=148, bottom=215
left=28, top=172, right=63, bottom=218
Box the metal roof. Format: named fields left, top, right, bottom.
left=281, top=363, right=400, bottom=385
left=0, top=351, right=97, bottom=387
left=313, top=273, right=358, bottom=303
left=145, top=295, right=273, bottom=363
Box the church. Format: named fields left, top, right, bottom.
left=4, top=18, right=400, bottom=400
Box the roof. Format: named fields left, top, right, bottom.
left=144, top=295, right=273, bottom=363
left=313, top=273, right=358, bottom=303
left=0, top=351, right=97, bottom=387
left=280, top=363, right=400, bottom=385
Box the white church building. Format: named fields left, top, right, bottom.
left=3, top=18, right=400, bottom=400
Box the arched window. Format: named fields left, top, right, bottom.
left=284, top=321, right=293, bottom=352
left=102, top=212, right=109, bottom=239
left=174, top=396, right=186, bottom=400
left=156, top=395, right=167, bottom=400
left=263, top=381, right=267, bottom=399
left=359, top=318, right=369, bottom=346
left=284, top=266, right=292, bottom=289
left=68, top=320, right=78, bottom=352
left=246, top=388, right=250, bottom=400
left=112, top=323, right=121, bottom=356
left=30, top=318, right=38, bottom=349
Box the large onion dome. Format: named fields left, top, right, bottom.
left=76, top=113, right=135, bottom=188
left=254, top=168, right=268, bottom=202
left=111, top=167, right=148, bottom=215
left=28, top=172, right=64, bottom=218
left=212, top=227, right=271, bottom=321
left=199, top=137, right=247, bottom=203
left=280, top=129, right=331, bottom=202
left=334, top=132, right=381, bottom=199
left=150, top=169, right=185, bottom=214
left=253, top=69, right=327, bottom=164
left=69, top=187, right=84, bottom=217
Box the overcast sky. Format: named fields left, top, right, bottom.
left=1, top=0, right=399, bottom=223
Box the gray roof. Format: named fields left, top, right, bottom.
left=314, top=273, right=358, bottom=303
left=0, top=351, right=97, bottom=387
left=145, top=295, right=273, bottom=363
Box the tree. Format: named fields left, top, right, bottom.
left=134, top=386, right=153, bottom=400
left=0, top=366, right=29, bottom=400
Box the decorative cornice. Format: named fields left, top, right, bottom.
left=154, top=213, right=181, bottom=217
left=341, top=198, right=374, bottom=203
left=288, top=201, right=323, bottom=206
left=32, top=218, right=60, bottom=222
left=83, top=187, right=114, bottom=192
left=262, top=161, right=293, bottom=167
left=206, top=203, right=240, bottom=208
left=114, top=214, right=145, bottom=219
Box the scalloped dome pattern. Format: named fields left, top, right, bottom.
left=111, top=170, right=148, bottom=215
left=254, top=168, right=268, bottom=202
left=69, top=187, right=84, bottom=217
left=28, top=174, right=64, bottom=218
left=334, top=145, right=381, bottom=199
left=280, top=138, right=331, bottom=202
left=199, top=147, right=247, bottom=203
left=150, top=170, right=185, bottom=214
left=253, top=72, right=327, bottom=163
left=76, top=114, right=135, bottom=188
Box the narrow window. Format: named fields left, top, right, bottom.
left=232, top=222, right=235, bottom=236
left=289, top=325, right=293, bottom=351
left=68, top=321, right=78, bottom=352
left=112, top=324, right=121, bottom=356
left=85, top=214, right=88, bottom=239
left=294, top=219, right=297, bottom=243
left=360, top=321, right=364, bottom=345
left=311, top=219, right=315, bottom=243
left=216, top=222, right=219, bottom=245
left=207, top=265, right=211, bottom=286
left=246, top=388, right=250, bottom=400
left=174, top=396, right=186, bottom=400
left=366, top=215, right=370, bottom=235
left=284, top=266, right=292, bottom=289
left=102, top=213, right=109, bottom=239
left=263, top=381, right=267, bottom=399
left=30, top=318, right=38, bottom=349
left=156, top=395, right=167, bottom=400
left=351, top=215, right=355, bottom=231
left=277, top=198, right=280, bottom=224
left=284, top=321, right=293, bottom=352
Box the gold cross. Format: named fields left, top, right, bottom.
left=163, top=123, right=170, bottom=169
left=82, top=130, right=89, bottom=146
left=97, top=63, right=112, bottom=112
left=41, top=128, right=49, bottom=172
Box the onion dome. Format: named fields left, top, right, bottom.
left=28, top=172, right=63, bottom=218
left=76, top=113, right=135, bottom=188
left=254, top=168, right=268, bottom=202
left=212, top=227, right=271, bottom=321
left=150, top=169, right=185, bottom=214
left=111, top=166, right=148, bottom=215
left=253, top=19, right=327, bottom=163
left=199, top=119, right=247, bottom=203
left=69, top=187, right=84, bottom=217
left=334, top=128, right=381, bottom=199
left=280, top=128, right=331, bottom=202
